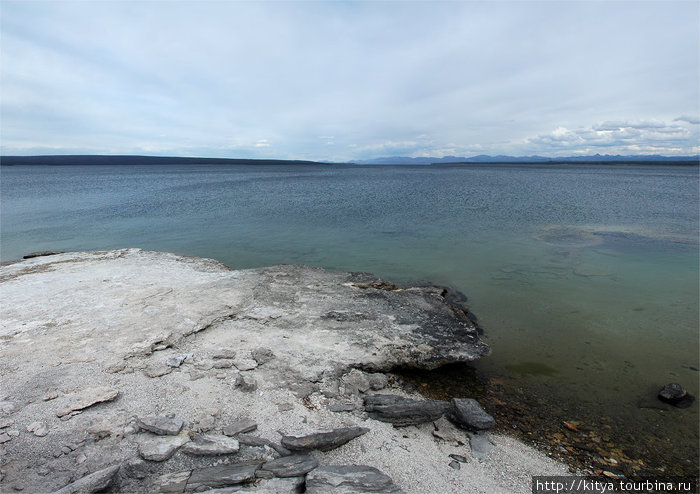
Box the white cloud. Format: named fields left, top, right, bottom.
left=1, top=1, right=698, bottom=159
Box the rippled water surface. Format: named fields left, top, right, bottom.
left=2, top=162, right=698, bottom=471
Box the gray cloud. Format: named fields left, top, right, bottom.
left=1, top=1, right=698, bottom=159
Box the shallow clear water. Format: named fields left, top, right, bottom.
left=1, top=162, right=698, bottom=467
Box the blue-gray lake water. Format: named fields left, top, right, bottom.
left=1, top=162, right=698, bottom=472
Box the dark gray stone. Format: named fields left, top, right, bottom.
left=51, top=464, right=120, bottom=494
left=449, top=454, right=467, bottom=463
left=447, top=398, right=495, bottom=431
left=222, top=418, right=257, bottom=436
left=256, top=455, right=319, bottom=478
left=305, top=465, right=404, bottom=493
left=281, top=427, right=369, bottom=452
left=328, top=403, right=355, bottom=413
left=448, top=460, right=460, bottom=470
left=123, top=457, right=148, bottom=479
left=181, top=433, right=240, bottom=455
left=237, top=433, right=291, bottom=456
left=251, top=347, right=275, bottom=365
left=137, top=415, right=184, bottom=436
left=185, top=463, right=260, bottom=491
left=363, top=394, right=449, bottom=426
left=658, top=383, right=695, bottom=408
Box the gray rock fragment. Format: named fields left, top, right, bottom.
left=144, top=364, right=173, bottom=378
left=222, top=418, right=257, bottom=436
left=328, top=403, right=355, bottom=413
left=204, top=476, right=304, bottom=493
left=158, top=471, right=191, bottom=494
left=449, top=454, right=467, bottom=463
left=469, top=432, right=495, bottom=460
left=448, top=460, right=461, bottom=470
left=305, top=465, right=404, bottom=493
left=251, top=347, right=275, bottom=365
left=27, top=421, right=49, bottom=437
left=185, top=463, right=260, bottom=491
left=181, top=433, right=240, bottom=455
left=51, top=464, right=121, bottom=494
left=364, top=394, right=449, bottom=426
left=447, top=398, right=495, bottom=431
left=137, top=433, right=190, bottom=461
left=213, top=349, right=236, bottom=359
left=138, top=415, right=184, bottom=435
left=281, top=427, right=369, bottom=452
left=123, top=457, right=149, bottom=479
left=0, top=432, right=11, bottom=443
left=237, top=433, right=291, bottom=456
left=166, top=353, right=192, bottom=368
left=56, top=387, right=119, bottom=417
left=213, top=360, right=234, bottom=369
left=256, top=455, right=319, bottom=478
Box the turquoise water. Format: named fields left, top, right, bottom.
left=1, top=162, right=698, bottom=467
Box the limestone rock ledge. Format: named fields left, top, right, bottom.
left=0, top=249, right=567, bottom=493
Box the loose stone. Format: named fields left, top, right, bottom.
left=305, top=465, right=404, bottom=493
left=27, top=422, right=49, bottom=437
left=256, top=455, right=319, bottom=478
left=137, top=415, right=184, bottom=436
left=364, top=394, right=449, bottom=426
left=137, top=433, right=190, bottom=462
left=658, top=383, right=695, bottom=408
left=180, top=433, right=240, bottom=455
left=158, top=471, right=191, bottom=494
left=448, top=460, right=461, bottom=470
left=185, top=463, right=260, bottom=491
left=51, top=464, right=121, bottom=494
left=56, top=387, right=119, bottom=417
left=222, top=418, right=257, bottom=436
left=447, top=398, right=495, bottom=431
left=281, top=427, right=370, bottom=452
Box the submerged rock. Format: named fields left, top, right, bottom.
left=364, top=394, right=449, bottom=426
left=658, top=383, right=695, bottom=408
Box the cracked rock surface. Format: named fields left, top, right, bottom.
left=0, top=249, right=567, bottom=493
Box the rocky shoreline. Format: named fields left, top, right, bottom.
left=0, top=249, right=568, bottom=493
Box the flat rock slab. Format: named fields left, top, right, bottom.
left=364, top=394, right=449, bottom=426
left=205, top=476, right=305, bottom=494
left=448, top=398, right=495, bottom=431
left=181, top=433, right=240, bottom=455
left=281, top=427, right=369, bottom=452
left=185, top=463, right=260, bottom=491
left=56, top=387, right=119, bottom=417
left=306, top=465, right=405, bottom=493
left=0, top=249, right=487, bottom=381
left=138, top=415, right=184, bottom=436
left=223, top=418, right=258, bottom=436
left=256, top=455, right=319, bottom=478
left=51, top=464, right=121, bottom=494
left=137, top=433, right=190, bottom=461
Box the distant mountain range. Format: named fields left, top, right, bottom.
left=1, top=154, right=698, bottom=167
left=352, top=154, right=700, bottom=165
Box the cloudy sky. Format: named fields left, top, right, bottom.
left=1, top=1, right=698, bottom=160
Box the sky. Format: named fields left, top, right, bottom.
left=1, top=1, right=699, bottom=161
